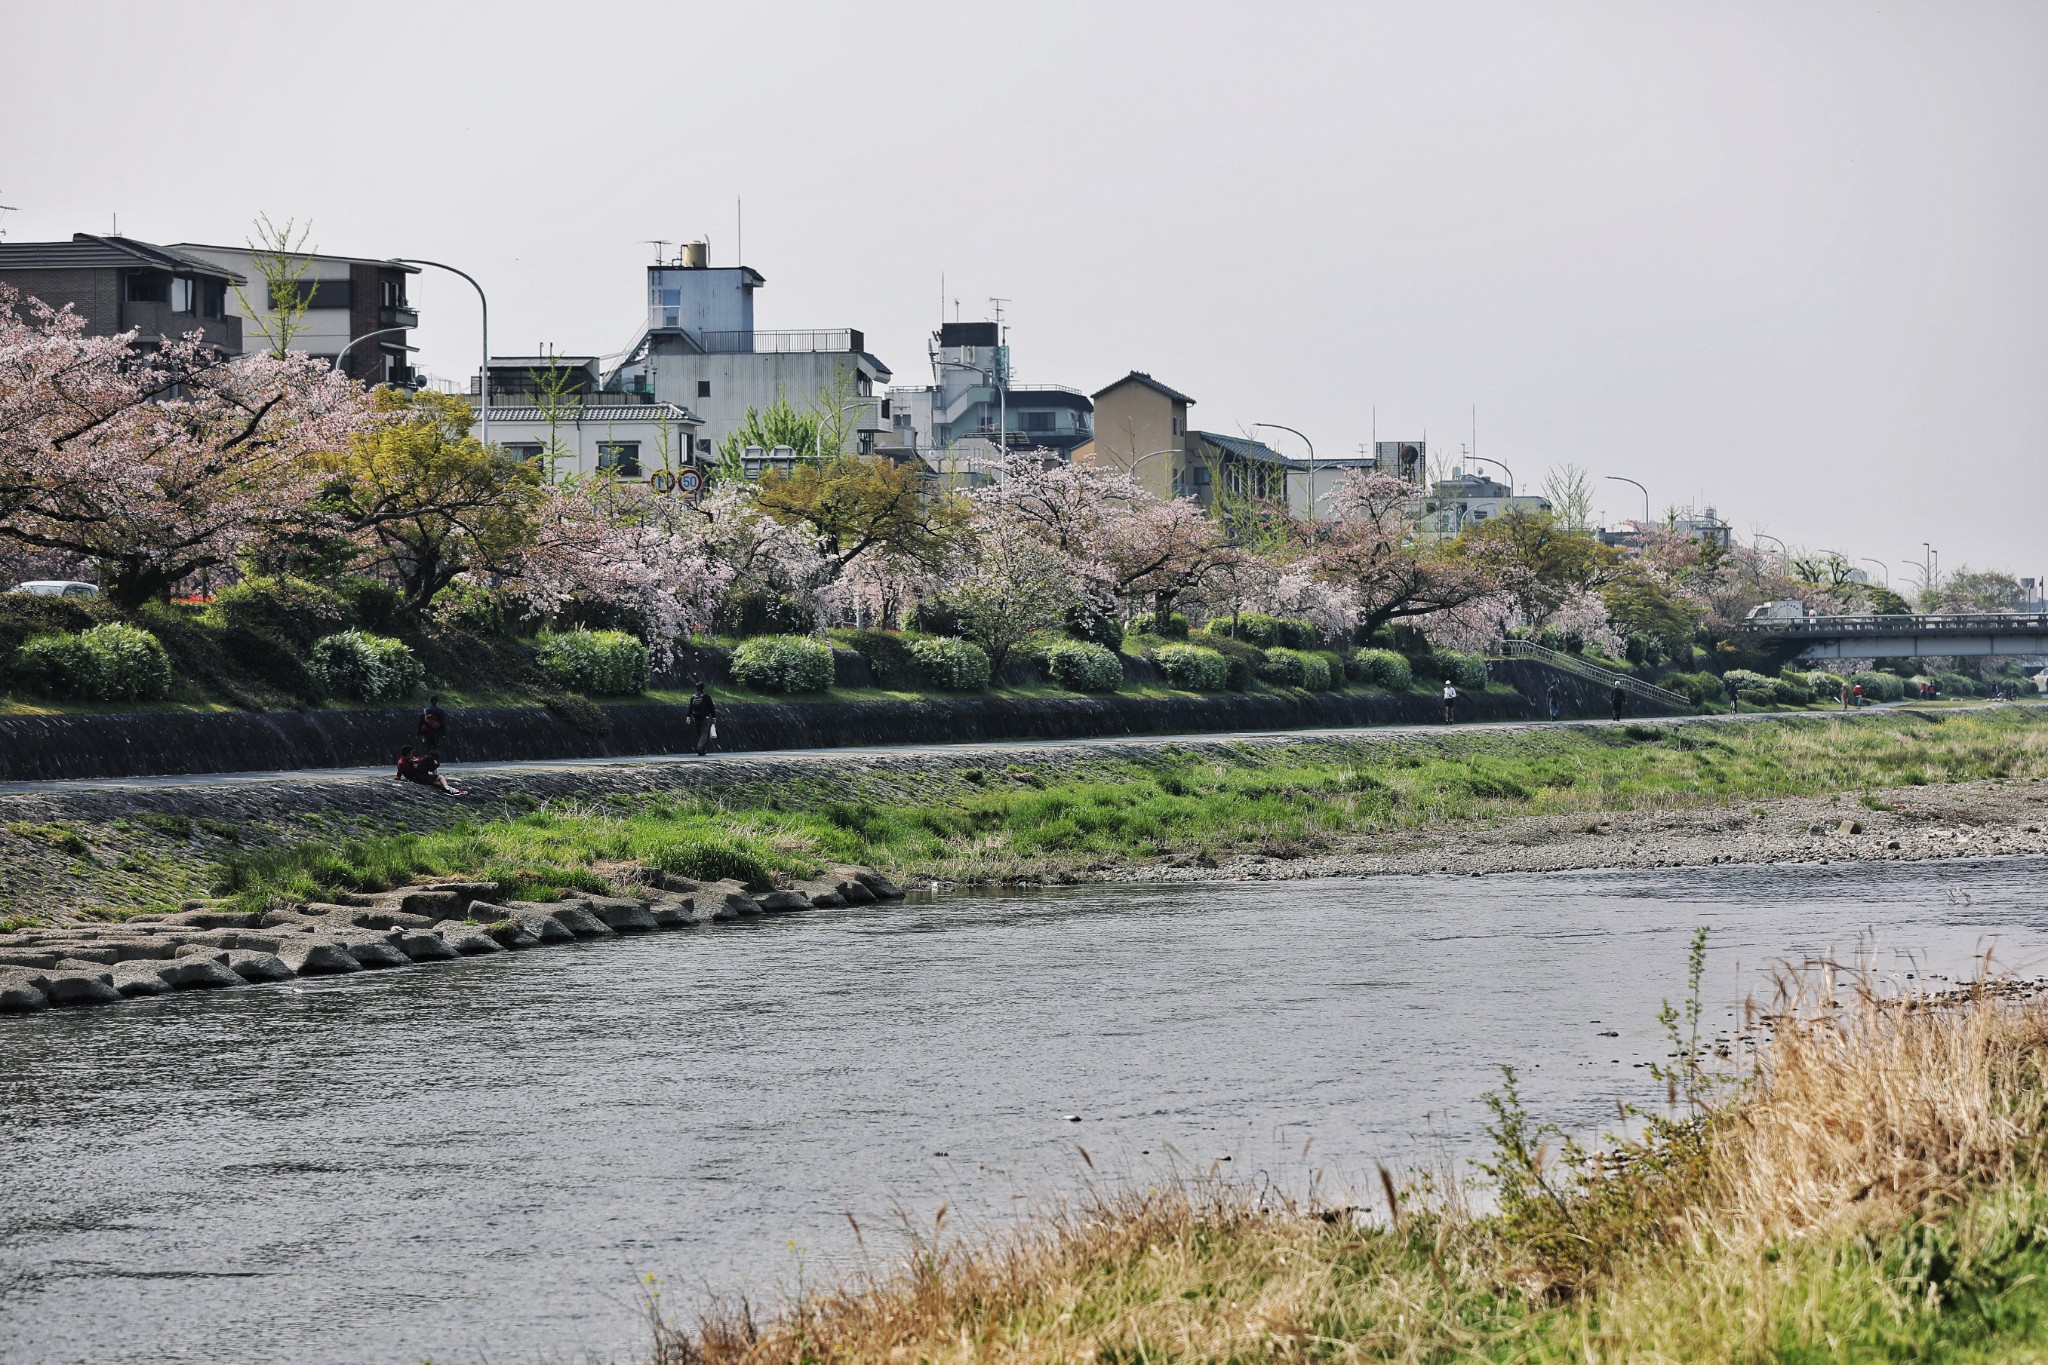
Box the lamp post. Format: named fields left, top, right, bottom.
left=1128, top=447, right=1180, bottom=495
left=1859, top=558, right=1890, bottom=589
left=816, top=398, right=872, bottom=463
left=396, top=258, right=489, bottom=448
left=330, top=326, right=412, bottom=381
left=1463, top=454, right=1517, bottom=495
left=1604, top=475, right=1649, bottom=527
left=1253, top=422, right=1316, bottom=518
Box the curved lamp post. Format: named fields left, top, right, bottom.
left=1463, top=454, right=1517, bottom=494
left=1604, top=475, right=1649, bottom=526
left=330, top=326, right=411, bottom=381
left=1253, top=422, right=1316, bottom=517
left=396, top=258, right=489, bottom=449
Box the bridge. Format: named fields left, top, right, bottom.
left=1733, top=613, right=2048, bottom=660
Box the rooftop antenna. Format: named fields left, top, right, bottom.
left=953, top=298, right=960, bottom=322
left=645, top=239, right=671, bottom=264
left=0, top=199, right=14, bottom=241
left=735, top=197, right=742, bottom=266
left=989, top=296, right=1008, bottom=327
left=939, top=273, right=945, bottom=327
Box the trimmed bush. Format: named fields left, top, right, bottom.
left=433, top=576, right=506, bottom=635
left=1770, top=676, right=1814, bottom=706
left=209, top=575, right=351, bottom=652
left=1850, top=670, right=1907, bottom=702
left=1317, top=650, right=1349, bottom=687
left=14, top=623, right=173, bottom=701
left=1209, top=614, right=1320, bottom=650
left=1155, top=643, right=1229, bottom=691
left=1193, top=633, right=1261, bottom=691
left=1933, top=671, right=1977, bottom=698
left=1432, top=650, right=1490, bottom=692
left=1737, top=687, right=1776, bottom=708
left=1261, top=647, right=1331, bottom=689
left=1063, top=603, right=1124, bottom=651
left=1802, top=670, right=1849, bottom=697
left=535, top=629, right=649, bottom=696
left=1128, top=610, right=1188, bottom=639
left=1045, top=640, right=1123, bottom=693
left=731, top=634, right=833, bottom=694
left=1658, top=670, right=1725, bottom=706
left=1722, top=668, right=1773, bottom=696
left=1348, top=648, right=1413, bottom=691
left=910, top=636, right=992, bottom=692
left=308, top=630, right=424, bottom=702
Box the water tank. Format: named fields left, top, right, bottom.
left=681, top=240, right=708, bottom=269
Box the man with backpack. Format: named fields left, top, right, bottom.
left=687, top=683, right=717, bottom=756
left=418, top=695, right=448, bottom=755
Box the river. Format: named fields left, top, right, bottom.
left=4, top=857, right=2046, bottom=1364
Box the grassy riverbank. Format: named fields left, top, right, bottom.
left=640, top=961, right=2048, bottom=1363
left=207, top=707, right=2048, bottom=914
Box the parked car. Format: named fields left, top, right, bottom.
left=11, top=580, right=100, bottom=598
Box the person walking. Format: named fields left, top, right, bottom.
left=686, top=682, right=717, bottom=756
left=417, top=695, right=448, bottom=755
left=1546, top=684, right=1563, bottom=722
left=1611, top=683, right=1626, bottom=722
left=1853, top=681, right=1865, bottom=707
left=1843, top=682, right=1855, bottom=710
left=1441, top=678, right=1458, bottom=724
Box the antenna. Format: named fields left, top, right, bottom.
left=939, top=273, right=945, bottom=327
left=0, top=199, right=14, bottom=242
left=989, top=296, right=1009, bottom=327
left=645, top=239, right=670, bottom=264
left=735, top=197, right=742, bottom=265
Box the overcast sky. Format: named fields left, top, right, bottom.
left=5, top=1, right=2043, bottom=582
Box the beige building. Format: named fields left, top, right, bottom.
left=1074, top=370, right=1196, bottom=501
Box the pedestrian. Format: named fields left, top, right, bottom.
left=1853, top=682, right=1865, bottom=707
left=1546, top=684, right=1563, bottom=722
left=1441, top=678, right=1458, bottom=724
left=687, top=682, right=717, bottom=756
left=1929, top=679, right=1940, bottom=702
left=394, top=744, right=464, bottom=795
left=1842, top=682, right=1854, bottom=710
left=1611, top=683, right=1626, bottom=722
left=417, top=694, right=448, bottom=755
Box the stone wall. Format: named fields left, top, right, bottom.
left=0, top=686, right=1537, bottom=782
left=1489, top=657, right=1688, bottom=720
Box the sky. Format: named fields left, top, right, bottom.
left=3, top=0, right=2043, bottom=584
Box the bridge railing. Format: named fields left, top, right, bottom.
left=1735, top=612, right=2048, bottom=638
left=1495, top=640, right=1691, bottom=710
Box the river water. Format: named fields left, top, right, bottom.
left=5, top=857, right=2047, bottom=1364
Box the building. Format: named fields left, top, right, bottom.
left=1376, top=439, right=1429, bottom=485
left=0, top=233, right=243, bottom=355
left=470, top=354, right=700, bottom=480
left=1076, top=370, right=1197, bottom=501
left=1417, top=469, right=1552, bottom=539
left=884, top=320, right=1094, bottom=479
left=604, top=242, right=892, bottom=461
left=1597, top=505, right=1735, bottom=551
left=171, top=242, right=419, bottom=386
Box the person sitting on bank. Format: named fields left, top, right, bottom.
left=687, top=683, right=716, bottom=756
left=395, top=744, right=464, bottom=795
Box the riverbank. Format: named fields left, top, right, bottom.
left=639, top=966, right=2048, bottom=1363
left=1, top=706, right=2044, bottom=930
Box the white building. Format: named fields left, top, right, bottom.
left=1417, top=469, right=1552, bottom=539
left=604, top=242, right=892, bottom=460
left=884, top=320, right=1093, bottom=479
left=170, top=242, right=420, bottom=387
left=471, top=354, right=700, bottom=480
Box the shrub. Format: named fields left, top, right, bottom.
left=1658, top=671, right=1725, bottom=706
left=534, top=629, right=649, bottom=696
left=433, top=576, right=506, bottom=635
left=717, top=590, right=815, bottom=638
left=1317, top=650, right=1349, bottom=687
left=14, top=623, right=173, bottom=701
left=1722, top=668, right=1774, bottom=697
left=1850, top=670, right=1907, bottom=702
left=730, top=634, right=833, bottom=694
left=1770, top=676, right=1814, bottom=706
left=1737, top=687, right=1777, bottom=708
left=1044, top=640, right=1123, bottom=692
left=1803, top=670, right=1849, bottom=697
left=336, top=577, right=402, bottom=632
left=909, top=636, right=992, bottom=692
left=1210, top=614, right=1320, bottom=649
left=1933, top=671, right=1977, bottom=698
left=544, top=691, right=611, bottom=736
left=1062, top=602, right=1123, bottom=650
left=208, top=575, right=351, bottom=652
left=1348, top=648, right=1413, bottom=691
left=1128, top=610, right=1187, bottom=639
left=1433, top=650, right=1490, bottom=692
left=1192, top=633, right=1261, bottom=691
left=1261, top=647, right=1331, bottom=689
left=307, top=630, right=424, bottom=702
left=1155, top=643, right=1229, bottom=691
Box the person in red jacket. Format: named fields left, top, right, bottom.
left=395, top=745, right=464, bottom=795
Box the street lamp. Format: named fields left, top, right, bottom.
left=937, top=358, right=1005, bottom=485
left=1859, top=558, right=1890, bottom=588
left=396, top=258, right=489, bottom=448
left=1604, top=475, right=1649, bottom=526
left=330, top=326, right=411, bottom=381
left=1128, top=448, right=1180, bottom=493
left=816, top=397, right=873, bottom=462
left=1463, top=454, right=1517, bottom=494
left=1253, top=422, right=1316, bottom=517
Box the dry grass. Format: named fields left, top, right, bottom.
left=638, top=966, right=2048, bottom=1363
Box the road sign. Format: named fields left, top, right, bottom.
left=648, top=470, right=676, bottom=493
left=677, top=467, right=704, bottom=495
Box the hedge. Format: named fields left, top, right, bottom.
left=1206, top=614, right=1320, bottom=649
left=1432, top=650, right=1490, bottom=692
left=1348, top=648, right=1413, bottom=690
left=1932, top=671, right=1977, bottom=698
left=731, top=634, right=833, bottom=693
left=1261, top=647, right=1332, bottom=690
left=14, top=623, right=173, bottom=701
left=1128, top=610, right=1188, bottom=639
left=308, top=630, right=424, bottom=702
left=1850, top=670, right=1907, bottom=702
left=1658, top=671, right=1725, bottom=706
left=1045, top=640, right=1123, bottom=692
left=1154, top=643, right=1229, bottom=691
left=910, top=636, right=992, bottom=692
left=535, top=629, right=649, bottom=696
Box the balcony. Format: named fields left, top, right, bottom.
left=379, top=305, right=419, bottom=329
left=657, top=326, right=866, bottom=355
left=118, top=302, right=242, bottom=354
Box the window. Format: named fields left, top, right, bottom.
left=696, top=380, right=711, bottom=398
left=169, top=277, right=195, bottom=314
left=1171, top=416, right=1182, bottom=435
left=125, top=271, right=168, bottom=303
left=202, top=281, right=226, bottom=319
left=275, top=280, right=351, bottom=310
left=1021, top=411, right=1055, bottom=433
left=504, top=442, right=546, bottom=462
left=695, top=438, right=712, bottom=453
left=382, top=278, right=406, bottom=307
left=598, top=441, right=642, bottom=476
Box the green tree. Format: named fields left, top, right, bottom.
left=752, top=456, right=968, bottom=579
left=236, top=214, right=316, bottom=359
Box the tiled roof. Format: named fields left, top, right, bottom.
left=0, top=234, right=246, bottom=282
left=1092, top=370, right=1196, bottom=404
left=480, top=402, right=699, bottom=424
left=1192, top=431, right=1291, bottom=465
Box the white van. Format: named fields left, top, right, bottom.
left=1744, top=600, right=1809, bottom=623
left=12, top=581, right=100, bottom=598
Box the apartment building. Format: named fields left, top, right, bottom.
left=0, top=233, right=243, bottom=354
left=172, top=242, right=420, bottom=386
left=884, top=320, right=1094, bottom=479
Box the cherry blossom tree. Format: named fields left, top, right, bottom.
left=0, top=286, right=371, bottom=607
left=1312, top=470, right=1487, bottom=638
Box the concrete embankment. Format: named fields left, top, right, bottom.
left=0, top=865, right=906, bottom=1016
left=0, top=683, right=1580, bottom=782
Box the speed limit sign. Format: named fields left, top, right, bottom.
left=677, top=467, right=704, bottom=494
left=648, top=470, right=676, bottom=493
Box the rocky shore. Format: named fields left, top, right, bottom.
left=0, top=863, right=904, bottom=1015
left=1130, top=775, right=2048, bottom=881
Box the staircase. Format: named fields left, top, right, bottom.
left=1496, top=640, right=1691, bottom=710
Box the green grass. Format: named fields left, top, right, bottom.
left=198, top=709, right=2048, bottom=912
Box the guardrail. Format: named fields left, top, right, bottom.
left=1496, top=640, right=1691, bottom=709
left=1734, top=612, right=2048, bottom=637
